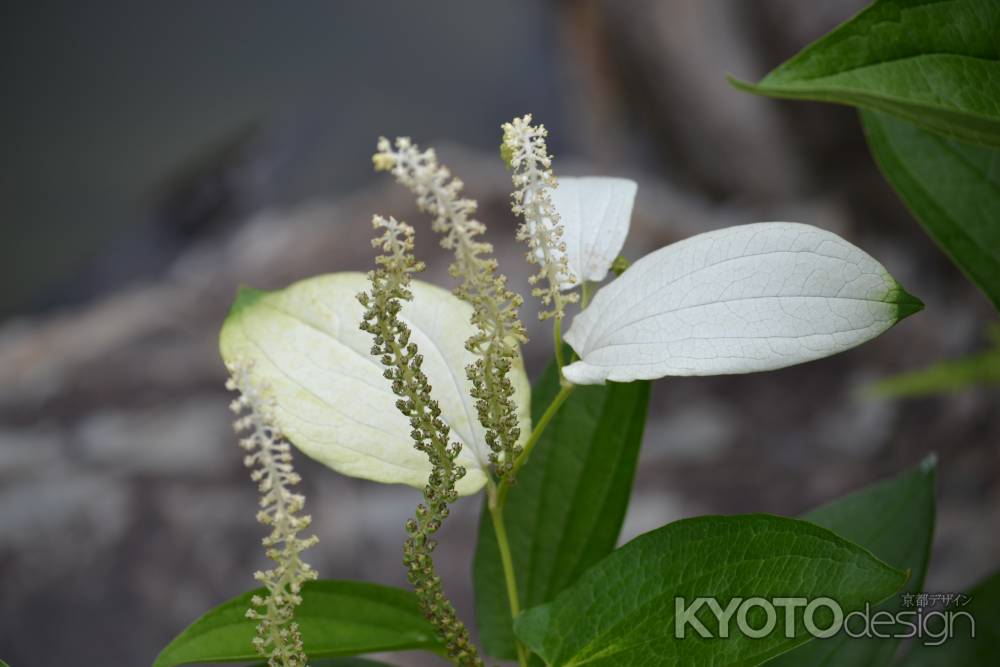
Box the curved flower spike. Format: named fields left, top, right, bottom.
left=551, top=177, right=637, bottom=289
left=219, top=273, right=531, bottom=495
left=563, top=222, right=923, bottom=384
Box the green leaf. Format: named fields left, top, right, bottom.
left=730, top=0, right=1000, bottom=147
left=250, top=661, right=394, bottom=667
left=862, top=110, right=1000, bottom=310
left=153, top=580, right=443, bottom=667
left=472, top=354, right=650, bottom=659
left=901, top=567, right=1000, bottom=666
left=764, top=455, right=937, bottom=666
left=514, top=514, right=907, bottom=667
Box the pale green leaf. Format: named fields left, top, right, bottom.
left=218, top=272, right=530, bottom=495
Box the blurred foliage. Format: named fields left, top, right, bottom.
left=869, top=324, right=1000, bottom=398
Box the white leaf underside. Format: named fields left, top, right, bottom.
left=219, top=272, right=531, bottom=495
left=548, top=176, right=637, bottom=289
left=563, top=222, right=920, bottom=384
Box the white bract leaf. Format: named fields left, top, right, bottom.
left=219, top=272, right=531, bottom=495
left=550, top=177, right=637, bottom=289
left=563, top=222, right=922, bottom=384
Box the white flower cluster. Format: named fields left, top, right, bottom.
left=374, top=138, right=484, bottom=266
left=227, top=362, right=319, bottom=667
left=501, top=114, right=578, bottom=320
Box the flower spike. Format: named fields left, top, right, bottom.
left=501, top=114, right=579, bottom=320
left=357, top=215, right=485, bottom=667
left=374, top=138, right=527, bottom=480
left=227, top=361, right=318, bottom=667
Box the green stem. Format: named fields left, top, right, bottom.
left=581, top=281, right=594, bottom=309
left=497, top=383, right=574, bottom=507
left=487, top=493, right=529, bottom=667
left=486, top=353, right=577, bottom=664
left=553, top=317, right=565, bottom=369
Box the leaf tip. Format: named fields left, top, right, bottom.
left=725, top=74, right=759, bottom=94
left=219, top=285, right=269, bottom=361
left=886, top=282, right=924, bottom=322
left=231, top=285, right=267, bottom=317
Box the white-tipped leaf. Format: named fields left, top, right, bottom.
left=563, top=222, right=922, bottom=384
left=219, top=272, right=531, bottom=495
left=551, top=177, right=637, bottom=288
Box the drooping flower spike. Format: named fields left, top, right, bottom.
left=357, top=215, right=485, bottom=667
left=226, top=361, right=318, bottom=667
left=373, top=137, right=529, bottom=480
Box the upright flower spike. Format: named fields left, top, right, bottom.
left=227, top=361, right=318, bottom=667
left=374, top=137, right=527, bottom=480
left=501, top=114, right=579, bottom=320
left=357, top=216, right=485, bottom=667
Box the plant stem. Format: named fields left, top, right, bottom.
left=553, top=317, right=565, bottom=369
left=487, top=357, right=576, bottom=664
left=497, top=383, right=574, bottom=507
left=487, top=494, right=529, bottom=667
left=581, top=280, right=594, bottom=309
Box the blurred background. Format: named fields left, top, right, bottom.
left=2, top=1, right=997, bottom=665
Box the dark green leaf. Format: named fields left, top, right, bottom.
left=862, top=110, right=1000, bottom=310
left=251, top=660, right=394, bottom=667
left=765, top=455, right=937, bottom=666
left=250, top=660, right=394, bottom=667
left=901, top=567, right=1000, bottom=666
left=731, top=0, right=1000, bottom=147
left=473, top=355, right=650, bottom=659
left=514, top=514, right=907, bottom=667
left=153, top=580, right=443, bottom=667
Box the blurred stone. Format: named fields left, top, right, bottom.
left=77, top=396, right=233, bottom=476
left=640, top=398, right=737, bottom=464
left=0, top=470, right=130, bottom=585
left=0, top=426, right=62, bottom=474
left=815, top=375, right=899, bottom=457
left=618, top=491, right=702, bottom=545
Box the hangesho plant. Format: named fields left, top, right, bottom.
left=158, top=114, right=936, bottom=667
